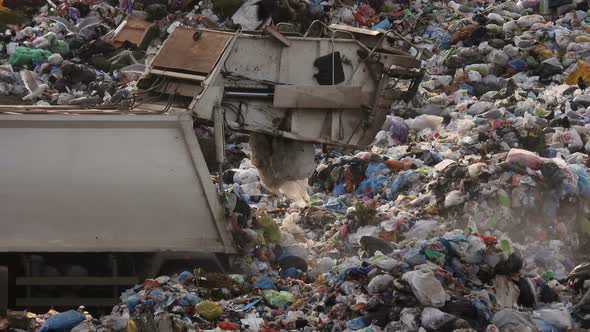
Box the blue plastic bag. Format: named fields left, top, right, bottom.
left=389, top=116, right=409, bottom=142
left=346, top=317, right=367, bottom=330
left=38, top=310, right=84, bottom=332
left=178, top=293, right=201, bottom=306
left=365, top=162, right=388, bottom=178
left=403, top=247, right=426, bottom=266
left=323, top=197, right=348, bottom=211
left=331, top=182, right=346, bottom=196
left=508, top=58, right=528, bottom=70
left=178, top=271, right=194, bottom=285
left=534, top=319, right=560, bottom=332
left=424, top=25, right=451, bottom=49
left=280, top=267, right=300, bottom=279
left=390, top=170, right=418, bottom=198
left=569, top=164, right=590, bottom=198
left=254, top=276, right=275, bottom=290
left=371, top=18, right=391, bottom=31
left=308, top=0, right=324, bottom=16
left=127, top=294, right=142, bottom=313
left=149, top=289, right=167, bottom=305
left=357, top=175, right=389, bottom=195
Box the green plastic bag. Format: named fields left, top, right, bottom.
left=542, top=271, right=555, bottom=282
left=263, top=290, right=294, bottom=308
left=257, top=212, right=281, bottom=243
left=499, top=239, right=513, bottom=256
left=47, top=39, right=70, bottom=56
left=8, top=47, right=52, bottom=66
left=194, top=300, right=223, bottom=320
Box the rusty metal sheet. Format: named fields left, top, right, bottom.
left=273, top=85, right=362, bottom=109
left=111, top=16, right=155, bottom=49
left=151, top=28, right=233, bottom=75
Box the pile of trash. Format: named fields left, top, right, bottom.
left=7, top=0, right=590, bottom=331
left=4, top=205, right=590, bottom=331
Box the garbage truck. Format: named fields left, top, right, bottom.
left=0, top=27, right=423, bottom=309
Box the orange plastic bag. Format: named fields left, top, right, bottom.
left=565, top=60, right=590, bottom=85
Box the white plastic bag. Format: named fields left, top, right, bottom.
left=367, top=274, right=395, bottom=294
left=420, top=307, right=455, bottom=331
left=533, top=307, right=573, bottom=331
left=402, top=270, right=447, bottom=307
left=406, top=220, right=438, bottom=240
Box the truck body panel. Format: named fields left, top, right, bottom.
left=0, top=114, right=234, bottom=254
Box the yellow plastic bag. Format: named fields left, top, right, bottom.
left=565, top=60, right=590, bottom=85
left=195, top=300, right=224, bottom=320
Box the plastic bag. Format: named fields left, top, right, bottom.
left=127, top=294, right=141, bottom=313
left=421, top=307, right=455, bottom=331
left=254, top=276, right=275, bottom=290
left=217, top=321, right=240, bottom=330
left=405, top=220, right=438, bottom=240
left=365, top=163, right=389, bottom=178
left=517, top=14, right=544, bottom=28
left=565, top=60, right=590, bottom=85
left=534, top=319, right=560, bottom=332
left=570, top=164, right=590, bottom=198
left=263, top=290, right=294, bottom=308
left=278, top=179, right=310, bottom=208
left=367, top=274, right=395, bottom=294
left=405, top=115, right=444, bottom=131
left=533, top=308, right=573, bottom=331
left=467, top=101, right=494, bottom=116
left=402, top=270, right=446, bottom=307
left=178, top=271, right=194, bottom=285
left=195, top=300, right=223, bottom=320
left=8, top=47, right=52, bottom=66
left=257, top=212, right=281, bottom=243
left=309, top=257, right=336, bottom=277
left=390, top=170, right=419, bottom=198
left=493, top=275, right=520, bottom=309
left=345, top=317, right=367, bottom=330
left=357, top=175, right=389, bottom=195
left=424, top=25, right=451, bottom=49
left=177, top=293, right=201, bottom=306
left=371, top=256, right=404, bottom=271
left=39, top=310, right=85, bottom=332
left=506, top=148, right=544, bottom=170
left=403, top=247, right=427, bottom=266
left=450, top=235, right=486, bottom=264
left=100, top=314, right=129, bottom=331
left=546, top=128, right=583, bottom=150
left=444, top=190, right=465, bottom=208
left=492, top=309, right=537, bottom=332
left=233, top=168, right=259, bottom=184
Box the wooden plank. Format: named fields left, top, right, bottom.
left=149, top=69, right=207, bottom=82
left=151, top=27, right=232, bottom=75
left=273, top=85, right=362, bottom=109
left=16, top=277, right=138, bottom=286
left=329, top=24, right=381, bottom=36
left=264, top=25, right=291, bottom=47
left=111, top=16, right=156, bottom=49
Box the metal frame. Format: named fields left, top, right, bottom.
left=0, top=266, right=6, bottom=315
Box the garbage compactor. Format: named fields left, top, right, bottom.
left=0, top=27, right=423, bottom=309
left=144, top=27, right=424, bottom=196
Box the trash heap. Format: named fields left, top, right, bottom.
left=6, top=0, right=590, bottom=331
